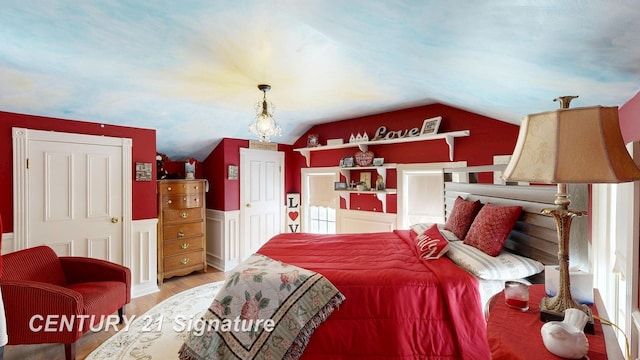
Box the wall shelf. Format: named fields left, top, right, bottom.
left=337, top=189, right=397, bottom=213
left=294, top=130, right=470, bottom=166
left=339, top=163, right=397, bottom=183
left=336, top=188, right=398, bottom=195
left=335, top=163, right=397, bottom=213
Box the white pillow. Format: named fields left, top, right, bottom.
left=446, top=241, right=544, bottom=280
left=410, top=223, right=461, bottom=242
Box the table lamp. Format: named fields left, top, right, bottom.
left=502, top=96, right=640, bottom=327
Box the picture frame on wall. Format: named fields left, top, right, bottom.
left=228, top=165, right=238, bottom=180
left=334, top=181, right=348, bottom=190
left=420, top=116, right=442, bottom=136
left=135, top=162, right=152, bottom=181
left=341, top=157, right=354, bottom=168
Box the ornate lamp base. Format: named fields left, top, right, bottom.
left=540, top=184, right=594, bottom=334
left=540, top=297, right=595, bottom=334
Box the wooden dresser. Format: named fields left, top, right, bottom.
left=157, top=179, right=207, bottom=284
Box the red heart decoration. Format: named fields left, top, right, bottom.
left=354, top=150, right=374, bottom=167
left=288, top=211, right=299, bottom=221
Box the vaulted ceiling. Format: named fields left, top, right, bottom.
left=1, top=1, right=639, bottom=160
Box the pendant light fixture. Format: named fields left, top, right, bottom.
left=248, top=84, right=281, bottom=142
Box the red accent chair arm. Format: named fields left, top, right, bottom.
left=59, top=257, right=131, bottom=301
left=0, top=280, right=85, bottom=345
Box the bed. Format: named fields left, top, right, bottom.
left=256, top=230, right=490, bottom=359
left=180, top=167, right=584, bottom=359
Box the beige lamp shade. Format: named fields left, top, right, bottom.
left=503, top=106, right=640, bottom=184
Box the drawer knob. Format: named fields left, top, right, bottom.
left=180, top=258, right=190, bottom=265
left=167, top=186, right=172, bottom=191
left=194, top=198, right=199, bottom=202
left=181, top=243, right=189, bottom=249
left=181, top=212, right=188, bottom=218
left=177, top=230, right=184, bottom=238
left=166, top=199, right=172, bottom=205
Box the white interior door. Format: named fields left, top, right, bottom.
left=240, top=148, right=284, bottom=259
left=12, top=128, right=132, bottom=262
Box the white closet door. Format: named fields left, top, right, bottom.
left=240, top=148, right=284, bottom=260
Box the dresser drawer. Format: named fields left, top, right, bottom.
left=163, top=237, right=204, bottom=257
left=164, top=250, right=204, bottom=272
left=161, top=194, right=202, bottom=209
left=162, top=207, right=203, bottom=224
left=158, top=181, right=204, bottom=195
left=157, top=179, right=207, bottom=284
left=162, top=222, right=203, bottom=241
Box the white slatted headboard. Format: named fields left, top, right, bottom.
left=444, top=166, right=589, bottom=282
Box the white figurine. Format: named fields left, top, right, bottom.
left=540, top=308, right=589, bottom=359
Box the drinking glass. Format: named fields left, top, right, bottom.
left=504, top=281, right=529, bottom=311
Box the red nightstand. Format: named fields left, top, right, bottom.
left=486, top=284, right=610, bottom=359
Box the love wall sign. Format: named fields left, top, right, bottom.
left=286, top=193, right=301, bottom=233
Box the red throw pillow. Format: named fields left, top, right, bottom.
left=411, top=224, right=449, bottom=260
left=444, top=196, right=482, bottom=239
left=464, top=203, right=522, bottom=256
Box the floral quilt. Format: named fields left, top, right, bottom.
left=178, top=253, right=345, bottom=360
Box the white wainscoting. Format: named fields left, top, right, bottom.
left=130, top=218, right=159, bottom=298
left=1, top=219, right=159, bottom=298
left=634, top=311, right=640, bottom=358
left=206, top=209, right=240, bottom=272
left=337, top=209, right=397, bottom=233
left=1, top=232, right=15, bottom=255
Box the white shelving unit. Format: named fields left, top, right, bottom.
left=293, top=130, right=470, bottom=166
left=339, top=163, right=396, bottom=185
left=336, top=188, right=397, bottom=213
left=335, top=163, right=397, bottom=213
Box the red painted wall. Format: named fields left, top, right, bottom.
left=160, top=159, right=204, bottom=179
left=0, top=111, right=157, bottom=232
left=287, top=103, right=521, bottom=212
left=201, top=104, right=520, bottom=213
left=620, top=91, right=640, bottom=144
left=202, top=138, right=297, bottom=211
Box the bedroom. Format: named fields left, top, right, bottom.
left=1, top=1, right=640, bottom=359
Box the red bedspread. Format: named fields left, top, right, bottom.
left=258, top=230, right=491, bottom=359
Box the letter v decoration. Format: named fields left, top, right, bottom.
left=286, top=193, right=300, bottom=233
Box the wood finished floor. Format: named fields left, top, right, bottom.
left=3, top=266, right=226, bottom=360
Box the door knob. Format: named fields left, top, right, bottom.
left=246, top=203, right=251, bottom=208
left=111, top=217, right=119, bottom=223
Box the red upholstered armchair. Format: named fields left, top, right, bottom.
left=0, top=245, right=131, bottom=360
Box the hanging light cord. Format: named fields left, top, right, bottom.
left=592, top=314, right=631, bottom=360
